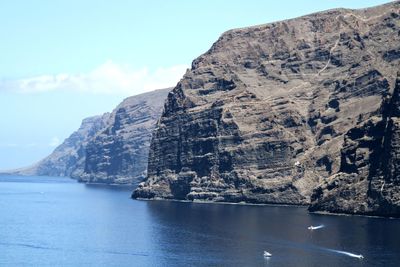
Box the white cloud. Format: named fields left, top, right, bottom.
left=0, top=61, right=188, bottom=95
left=49, top=137, right=60, bottom=147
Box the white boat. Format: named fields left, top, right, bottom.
left=263, top=251, right=272, bottom=257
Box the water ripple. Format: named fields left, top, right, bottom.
left=0, top=241, right=59, bottom=251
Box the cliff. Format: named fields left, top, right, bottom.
left=76, top=88, right=170, bottom=184
left=15, top=114, right=109, bottom=177
left=17, top=88, right=170, bottom=185
left=133, top=1, right=400, bottom=216
left=309, top=74, right=400, bottom=217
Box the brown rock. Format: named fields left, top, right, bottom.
left=133, top=1, right=400, bottom=215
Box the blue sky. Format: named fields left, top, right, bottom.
left=0, top=0, right=391, bottom=170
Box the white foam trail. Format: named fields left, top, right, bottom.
left=327, top=249, right=364, bottom=259
left=308, top=224, right=325, bottom=230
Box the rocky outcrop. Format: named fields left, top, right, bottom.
left=76, top=88, right=170, bottom=184
left=15, top=114, right=109, bottom=177
left=17, top=88, right=170, bottom=185
left=309, top=74, right=400, bottom=217
left=133, top=0, right=400, bottom=213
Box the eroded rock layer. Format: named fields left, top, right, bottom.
left=309, top=75, right=400, bottom=217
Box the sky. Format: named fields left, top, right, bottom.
left=0, top=0, right=392, bottom=170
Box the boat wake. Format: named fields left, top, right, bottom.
left=308, top=224, right=325, bottom=230
left=326, top=248, right=364, bottom=259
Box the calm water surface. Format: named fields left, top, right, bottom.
left=0, top=175, right=399, bottom=267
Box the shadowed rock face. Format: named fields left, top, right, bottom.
left=17, top=88, right=170, bottom=185
left=309, top=75, right=400, bottom=217
left=133, top=1, right=400, bottom=213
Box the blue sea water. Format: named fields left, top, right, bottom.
left=0, top=175, right=399, bottom=267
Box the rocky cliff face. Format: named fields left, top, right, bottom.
left=76, top=89, right=170, bottom=184
left=18, top=88, right=170, bottom=185
left=16, top=114, right=109, bottom=177
left=309, top=75, right=400, bottom=217
left=133, top=1, right=400, bottom=215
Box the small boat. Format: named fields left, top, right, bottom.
left=263, top=251, right=272, bottom=257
